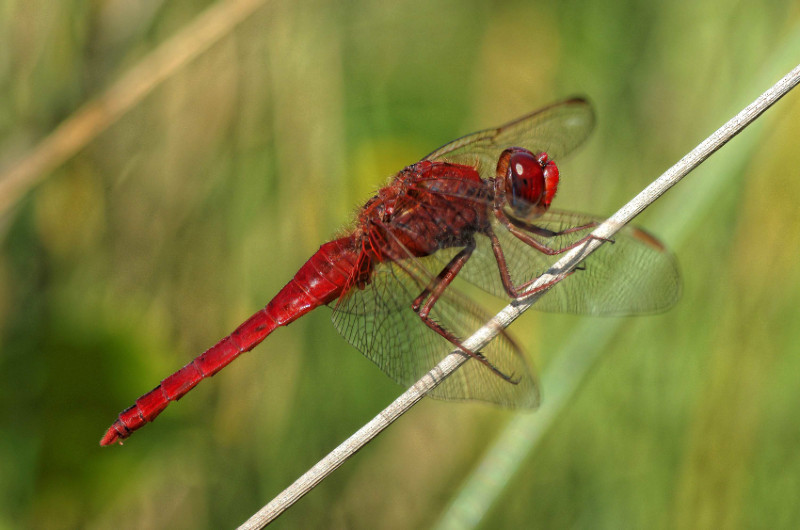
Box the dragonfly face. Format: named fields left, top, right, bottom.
left=496, top=148, right=559, bottom=219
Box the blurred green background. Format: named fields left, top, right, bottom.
left=2, top=0, right=800, bottom=528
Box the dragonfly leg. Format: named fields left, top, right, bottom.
left=487, top=226, right=576, bottom=300
left=409, top=241, right=518, bottom=384
left=410, top=241, right=474, bottom=313
left=508, top=216, right=602, bottom=238
left=493, top=208, right=611, bottom=255
left=410, top=241, right=472, bottom=312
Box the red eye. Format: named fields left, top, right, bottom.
left=507, top=151, right=545, bottom=209
left=538, top=152, right=559, bottom=208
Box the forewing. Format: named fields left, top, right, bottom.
left=424, top=98, right=595, bottom=180
left=458, top=210, right=680, bottom=315
left=331, top=251, right=539, bottom=408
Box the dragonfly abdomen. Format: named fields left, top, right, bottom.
left=100, top=236, right=359, bottom=445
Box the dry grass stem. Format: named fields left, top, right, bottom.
left=0, top=0, right=267, bottom=216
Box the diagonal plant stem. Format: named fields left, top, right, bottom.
left=0, top=0, right=267, bottom=217
left=238, top=63, right=800, bottom=529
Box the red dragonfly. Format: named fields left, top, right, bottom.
left=101, top=98, right=679, bottom=446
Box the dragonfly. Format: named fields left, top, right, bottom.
left=101, top=98, right=680, bottom=446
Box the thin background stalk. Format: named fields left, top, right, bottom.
left=0, top=0, right=267, bottom=217
left=237, top=63, right=800, bottom=530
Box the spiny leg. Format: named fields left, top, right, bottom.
left=406, top=241, right=519, bottom=384
left=508, top=215, right=600, bottom=238
left=494, top=208, right=611, bottom=256
left=487, top=226, right=578, bottom=300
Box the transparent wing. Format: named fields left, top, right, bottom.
left=424, top=98, right=595, bottom=180
left=459, top=210, right=681, bottom=315
left=331, top=251, right=539, bottom=408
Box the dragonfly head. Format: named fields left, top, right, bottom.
left=496, top=148, right=559, bottom=217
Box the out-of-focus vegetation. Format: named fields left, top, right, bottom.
left=1, top=0, right=800, bottom=528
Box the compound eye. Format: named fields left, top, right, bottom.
left=507, top=151, right=545, bottom=209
